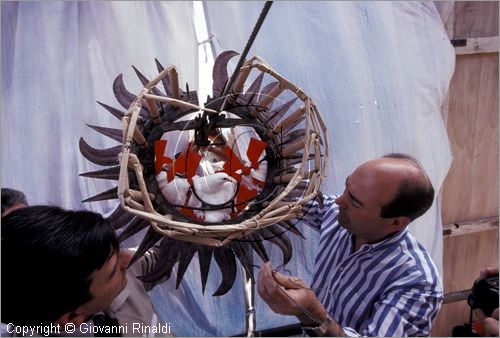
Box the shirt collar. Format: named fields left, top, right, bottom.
left=354, top=228, right=408, bottom=252
left=107, top=288, right=130, bottom=313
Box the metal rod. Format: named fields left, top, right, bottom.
left=244, top=265, right=256, bottom=337
left=443, top=289, right=471, bottom=304
left=220, top=1, right=273, bottom=111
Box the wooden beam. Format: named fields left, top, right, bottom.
left=443, top=218, right=499, bottom=237
left=443, top=289, right=471, bottom=304
left=440, top=53, right=498, bottom=224
left=453, top=36, right=499, bottom=55
left=433, top=219, right=499, bottom=336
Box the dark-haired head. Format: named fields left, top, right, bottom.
left=1, top=205, right=119, bottom=326
left=1, top=188, right=28, bottom=217
left=380, top=153, right=435, bottom=221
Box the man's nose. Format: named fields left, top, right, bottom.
left=119, top=250, right=133, bottom=270
left=335, top=194, right=347, bottom=208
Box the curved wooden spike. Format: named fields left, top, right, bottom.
left=132, top=65, right=152, bottom=87
left=246, top=232, right=269, bottom=263
left=82, top=186, right=118, bottom=203
left=241, top=72, right=264, bottom=105
left=79, top=138, right=121, bottom=166
left=197, top=246, right=214, bottom=294
left=175, top=244, right=197, bottom=289
left=263, top=97, right=298, bottom=126
left=283, top=157, right=302, bottom=168
left=280, top=128, right=306, bottom=146
left=256, top=83, right=284, bottom=115
left=288, top=185, right=309, bottom=199
left=276, top=220, right=305, bottom=239
left=155, top=59, right=172, bottom=96
left=132, top=65, right=164, bottom=97
left=296, top=215, right=320, bottom=231
left=139, top=238, right=180, bottom=283
left=298, top=201, right=323, bottom=232
left=280, top=155, right=316, bottom=172
left=117, top=218, right=150, bottom=242
left=86, top=124, right=123, bottom=143
left=106, top=205, right=124, bottom=223
left=287, top=180, right=308, bottom=197
left=212, top=246, right=237, bottom=296
left=258, top=81, right=279, bottom=101
left=79, top=165, right=120, bottom=180
left=113, top=74, right=149, bottom=118
left=106, top=205, right=136, bottom=230
left=96, top=101, right=125, bottom=120
left=316, top=191, right=325, bottom=209
left=212, top=50, right=239, bottom=98
left=231, top=242, right=254, bottom=281
left=259, top=226, right=293, bottom=265
left=252, top=81, right=279, bottom=114
left=168, top=68, right=180, bottom=99
left=113, top=74, right=136, bottom=109
left=282, top=115, right=305, bottom=135
left=280, top=139, right=305, bottom=158
left=287, top=189, right=308, bottom=199
left=128, top=228, right=163, bottom=267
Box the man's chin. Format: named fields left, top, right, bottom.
left=338, top=214, right=349, bottom=228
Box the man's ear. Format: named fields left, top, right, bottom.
left=390, top=216, right=411, bottom=231
left=54, top=311, right=87, bottom=327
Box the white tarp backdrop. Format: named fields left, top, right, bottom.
left=1, top=1, right=454, bottom=336
left=1, top=1, right=198, bottom=214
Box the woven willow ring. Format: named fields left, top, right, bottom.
left=80, top=51, right=328, bottom=295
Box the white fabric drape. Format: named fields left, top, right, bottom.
left=1, top=1, right=198, bottom=215
left=204, top=0, right=454, bottom=270
left=1, top=1, right=454, bottom=336
left=198, top=0, right=454, bottom=334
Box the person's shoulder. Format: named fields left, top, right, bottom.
left=401, top=230, right=435, bottom=262
left=303, top=194, right=341, bottom=233
left=308, top=194, right=339, bottom=217
left=321, top=194, right=340, bottom=225
left=399, top=231, right=442, bottom=286
left=322, top=194, right=339, bottom=207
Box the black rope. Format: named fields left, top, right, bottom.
left=220, top=1, right=273, bottom=101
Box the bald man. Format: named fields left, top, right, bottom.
left=258, top=153, right=442, bottom=337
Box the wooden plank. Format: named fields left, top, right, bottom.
left=434, top=3, right=499, bottom=336
left=442, top=220, right=498, bottom=294
left=453, top=2, right=499, bottom=39
left=432, top=222, right=498, bottom=336
left=454, top=36, right=499, bottom=55
left=432, top=301, right=471, bottom=336
left=443, top=289, right=471, bottom=304
left=440, top=53, right=499, bottom=225
left=443, top=217, right=499, bottom=236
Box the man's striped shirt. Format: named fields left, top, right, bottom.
left=309, top=195, right=443, bottom=336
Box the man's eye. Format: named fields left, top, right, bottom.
left=350, top=198, right=361, bottom=208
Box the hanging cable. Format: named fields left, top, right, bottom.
left=220, top=1, right=273, bottom=104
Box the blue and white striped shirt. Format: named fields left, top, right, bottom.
left=309, top=195, right=443, bottom=336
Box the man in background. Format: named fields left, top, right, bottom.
left=1, top=188, right=28, bottom=217
left=1, top=205, right=172, bottom=337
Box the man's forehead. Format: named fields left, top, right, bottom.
left=355, top=157, right=417, bottom=176
left=349, top=161, right=403, bottom=204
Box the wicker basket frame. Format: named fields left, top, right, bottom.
left=117, top=56, right=329, bottom=247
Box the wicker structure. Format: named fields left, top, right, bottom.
left=80, top=51, right=328, bottom=295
